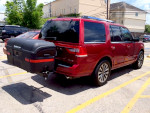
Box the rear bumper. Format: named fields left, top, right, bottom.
left=55, top=64, right=91, bottom=78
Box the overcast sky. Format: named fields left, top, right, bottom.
left=0, top=0, right=150, bottom=24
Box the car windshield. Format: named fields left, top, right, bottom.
left=39, top=20, right=79, bottom=43
left=16, top=32, right=39, bottom=39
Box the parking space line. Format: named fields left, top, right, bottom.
left=0, top=56, right=7, bottom=58
left=145, top=58, right=150, bottom=61
left=0, top=72, right=27, bottom=79
left=121, top=76, right=150, bottom=113
left=140, top=95, right=150, bottom=98
left=66, top=71, right=150, bottom=113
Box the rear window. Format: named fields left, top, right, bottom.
left=84, top=21, right=106, bottom=43
left=16, top=32, right=39, bottom=39
left=39, top=20, right=79, bottom=43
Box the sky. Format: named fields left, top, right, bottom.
left=0, top=0, right=150, bottom=24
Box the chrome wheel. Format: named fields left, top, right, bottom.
left=98, top=63, right=110, bottom=83
left=138, top=52, right=144, bottom=68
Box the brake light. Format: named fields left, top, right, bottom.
left=67, top=46, right=87, bottom=57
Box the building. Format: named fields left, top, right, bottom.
left=0, top=13, right=6, bottom=26
left=110, top=2, right=147, bottom=33
left=43, top=0, right=110, bottom=19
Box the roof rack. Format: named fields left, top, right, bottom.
left=81, top=16, right=114, bottom=23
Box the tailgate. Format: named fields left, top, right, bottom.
left=55, top=43, right=78, bottom=67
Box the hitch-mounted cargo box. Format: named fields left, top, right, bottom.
left=6, top=38, right=56, bottom=74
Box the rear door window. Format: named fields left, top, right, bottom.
left=39, top=20, right=79, bottom=43
left=110, top=25, right=122, bottom=42
left=84, top=21, right=106, bottom=43
left=121, top=27, right=133, bottom=41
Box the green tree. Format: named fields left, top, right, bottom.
left=22, top=0, right=43, bottom=28
left=5, top=0, right=23, bottom=25
left=145, top=25, right=150, bottom=33
left=5, top=0, right=43, bottom=29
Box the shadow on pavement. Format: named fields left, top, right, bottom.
left=2, top=82, right=51, bottom=105
left=109, top=65, right=134, bottom=80
left=2, top=60, right=9, bottom=64
left=31, top=65, right=134, bottom=95
left=32, top=74, right=94, bottom=95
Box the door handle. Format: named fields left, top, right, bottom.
left=111, top=46, right=115, bottom=50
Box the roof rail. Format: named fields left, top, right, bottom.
left=81, top=16, right=114, bottom=23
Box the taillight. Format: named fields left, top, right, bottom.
left=67, top=46, right=88, bottom=57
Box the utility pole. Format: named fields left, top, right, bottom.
left=107, top=0, right=109, bottom=19
left=50, top=2, right=51, bottom=17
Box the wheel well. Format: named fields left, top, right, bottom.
left=140, top=49, right=144, bottom=53
left=96, top=56, right=112, bottom=68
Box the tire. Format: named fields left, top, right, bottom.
left=133, top=51, right=144, bottom=69
left=93, top=60, right=111, bottom=86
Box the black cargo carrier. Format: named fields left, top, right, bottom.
left=6, top=38, right=56, bottom=74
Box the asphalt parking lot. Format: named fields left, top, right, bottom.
left=0, top=40, right=150, bottom=113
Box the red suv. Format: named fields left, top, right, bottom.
left=39, top=16, right=144, bottom=86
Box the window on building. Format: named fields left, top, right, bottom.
left=121, top=27, right=133, bottom=41
left=84, top=22, right=106, bottom=43
left=135, top=12, right=138, bottom=16
left=110, top=25, right=122, bottom=42
left=74, top=9, right=76, bottom=13
left=70, top=7, right=72, bottom=13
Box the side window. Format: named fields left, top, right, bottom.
left=84, top=21, right=106, bottom=43
left=110, top=25, right=122, bottom=42
left=4, top=26, right=12, bottom=31
left=109, top=26, right=114, bottom=41
left=121, top=27, right=133, bottom=41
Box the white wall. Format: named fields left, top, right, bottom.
left=43, top=3, right=51, bottom=18
left=0, top=13, right=6, bottom=26
left=79, top=0, right=109, bottom=19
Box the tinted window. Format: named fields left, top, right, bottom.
left=16, top=32, right=39, bottom=39
left=121, top=27, right=133, bottom=41
left=84, top=22, right=106, bottom=42
left=14, top=27, right=20, bottom=32
left=39, top=20, right=79, bottom=43
left=110, top=25, right=122, bottom=42
left=4, top=26, right=13, bottom=31
left=109, top=26, right=113, bottom=41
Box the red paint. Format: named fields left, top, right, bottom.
left=50, top=18, right=144, bottom=78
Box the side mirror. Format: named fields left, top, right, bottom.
left=133, top=37, right=139, bottom=42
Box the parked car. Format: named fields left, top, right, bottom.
left=3, top=31, right=40, bottom=55
left=0, top=25, right=28, bottom=42
left=142, top=35, right=150, bottom=42
left=6, top=16, right=144, bottom=86
left=38, top=16, right=144, bottom=86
